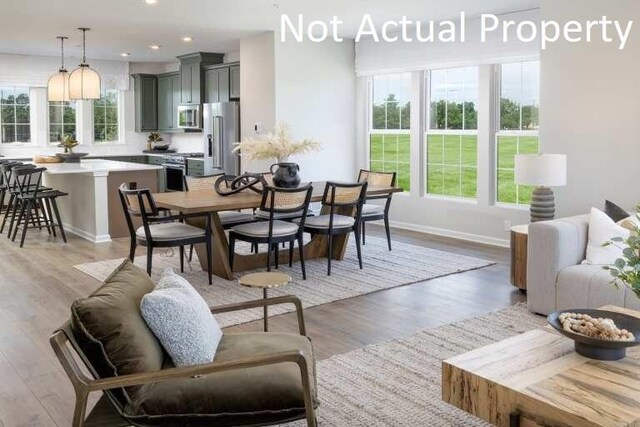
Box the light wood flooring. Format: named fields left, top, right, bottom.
left=0, top=224, right=524, bottom=426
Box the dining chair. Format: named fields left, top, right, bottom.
left=9, top=166, right=68, bottom=247
left=357, top=169, right=396, bottom=251
left=118, top=183, right=213, bottom=285
left=229, top=184, right=313, bottom=279
left=295, top=181, right=368, bottom=276
left=1, top=162, right=51, bottom=236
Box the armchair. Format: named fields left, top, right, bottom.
left=50, top=295, right=317, bottom=427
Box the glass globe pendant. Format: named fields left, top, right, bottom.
left=69, top=27, right=101, bottom=100
left=47, top=36, right=70, bottom=102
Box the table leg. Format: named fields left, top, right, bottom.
left=263, top=288, right=268, bottom=332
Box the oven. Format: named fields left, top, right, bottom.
left=163, top=161, right=186, bottom=192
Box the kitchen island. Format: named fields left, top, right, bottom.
left=40, top=159, right=164, bottom=243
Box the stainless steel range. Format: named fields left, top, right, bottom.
left=162, top=153, right=204, bottom=191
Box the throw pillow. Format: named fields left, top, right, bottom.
left=585, top=207, right=630, bottom=265
left=617, top=215, right=640, bottom=234
left=604, top=200, right=630, bottom=222
left=141, top=268, right=222, bottom=367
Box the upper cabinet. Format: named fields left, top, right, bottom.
left=204, top=62, right=240, bottom=103
left=177, top=52, right=224, bottom=105
left=132, top=74, right=158, bottom=132
left=157, top=72, right=180, bottom=132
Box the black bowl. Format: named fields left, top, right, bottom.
left=152, top=144, right=171, bottom=151
left=548, top=309, right=640, bottom=360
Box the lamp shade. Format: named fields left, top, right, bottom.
left=69, top=65, right=101, bottom=100
left=47, top=69, right=70, bottom=102
left=515, top=154, right=567, bottom=187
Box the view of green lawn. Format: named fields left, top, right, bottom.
left=369, top=133, right=538, bottom=204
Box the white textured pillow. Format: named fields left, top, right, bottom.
left=141, top=268, right=222, bottom=366
left=585, top=207, right=630, bottom=265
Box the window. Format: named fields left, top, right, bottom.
left=49, top=101, right=76, bottom=143
left=426, top=67, right=478, bottom=198
left=93, top=89, right=119, bottom=143
left=0, top=87, right=30, bottom=144
left=369, top=73, right=411, bottom=191
left=496, top=61, right=540, bottom=205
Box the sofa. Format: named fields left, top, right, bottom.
left=527, top=214, right=640, bottom=315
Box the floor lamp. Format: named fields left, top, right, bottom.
left=515, top=154, right=567, bottom=223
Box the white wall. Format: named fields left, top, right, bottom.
left=274, top=37, right=356, bottom=182
left=540, top=0, right=640, bottom=216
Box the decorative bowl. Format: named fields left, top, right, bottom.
left=55, top=152, right=89, bottom=163
left=152, top=144, right=171, bottom=151
left=548, top=309, right=640, bottom=360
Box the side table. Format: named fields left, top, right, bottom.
left=510, top=224, right=529, bottom=292
left=238, top=272, right=292, bottom=331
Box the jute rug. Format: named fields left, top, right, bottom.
left=285, top=304, right=546, bottom=426
left=74, top=236, right=493, bottom=328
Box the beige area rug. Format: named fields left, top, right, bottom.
left=74, top=236, right=494, bottom=328
left=285, top=304, right=546, bottom=427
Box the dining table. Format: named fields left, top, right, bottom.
left=154, top=181, right=403, bottom=280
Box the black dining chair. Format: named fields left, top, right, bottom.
left=229, top=184, right=313, bottom=279
left=118, top=183, right=213, bottom=285
left=357, top=169, right=396, bottom=251
left=295, top=181, right=368, bottom=276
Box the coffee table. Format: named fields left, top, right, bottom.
left=442, top=305, right=640, bottom=427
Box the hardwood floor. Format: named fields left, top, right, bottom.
left=0, top=224, right=524, bottom=426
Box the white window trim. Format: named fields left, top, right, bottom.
left=91, top=90, right=125, bottom=146
left=0, top=86, right=37, bottom=147
left=46, top=100, right=80, bottom=146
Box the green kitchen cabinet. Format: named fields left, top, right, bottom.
left=178, top=52, right=224, bottom=105
left=204, top=66, right=230, bottom=103
left=230, top=65, right=240, bottom=99
left=158, top=72, right=180, bottom=131
left=133, top=74, right=158, bottom=132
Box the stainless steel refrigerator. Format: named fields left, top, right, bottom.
left=202, top=102, right=240, bottom=176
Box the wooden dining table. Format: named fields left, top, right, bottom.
left=154, top=182, right=402, bottom=280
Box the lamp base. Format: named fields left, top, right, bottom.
left=530, top=186, right=555, bottom=223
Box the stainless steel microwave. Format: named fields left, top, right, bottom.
left=177, top=105, right=200, bottom=129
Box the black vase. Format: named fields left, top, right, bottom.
left=270, top=162, right=301, bottom=188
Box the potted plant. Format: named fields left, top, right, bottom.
left=603, top=206, right=640, bottom=297
left=233, top=122, right=321, bottom=188
left=147, top=132, right=169, bottom=151
left=56, top=135, right=88, bottom=163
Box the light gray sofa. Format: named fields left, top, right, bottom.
left=527, top=214, right=640, bottom=315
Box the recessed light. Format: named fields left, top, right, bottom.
left=149, top=44, right=161, bottom=50
left=120, top=52, right=130, bottom=57
left=144, top=0, right=157, bottom=4
left=181, top=36, right=193, bottom=42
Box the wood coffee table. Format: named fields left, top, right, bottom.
left=442, top=305, right=640, bottom=427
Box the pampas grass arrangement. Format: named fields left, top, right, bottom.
left=233, top=122, right=321, bottom=163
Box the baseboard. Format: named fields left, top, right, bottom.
left=387, top=220, right=510, bottom=248
left=63, top=223, right=112, bottom=244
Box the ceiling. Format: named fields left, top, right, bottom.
left=0, top=0, right=539, bottom=63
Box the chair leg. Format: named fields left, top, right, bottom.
left=327, top=233, right=333, bottom=276
left=19, top=201, right=33, bottom=248
left=129, top=239, right=137, bottom=261
left=51, top=198, right=67, bottom=243
left=228, top=236, right=236, bottom=271
left=44, top=198, right=57, bottom=237
left=6, top=195, right=19, bottom=237
left=0, top=194, right=14, bottom=234
left=266, top=241, right=271, bottom=272
left=384, top=215, right=392, bottom=251
left=274, top=243, right=279, bottom=269
left=298, top=235, right=306, bottom=280
left=289, top=240, right=294, bottom=267
left=146, top=246, right=154, bottom=276
left=206, top=237, right=212, bottom=285
left=362, top=221, right=366, bottom=245
left=354, top=229, right=363, bottom=269
left=11, top=200, right=26, bottom=242
left=188, top=244, right=194, bottom=262
left=179, top=246, right=185, bottom=273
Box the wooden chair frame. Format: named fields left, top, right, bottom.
left=50, top=296, right=317, bottom=427
left=357, top=169, right=397, bottom=251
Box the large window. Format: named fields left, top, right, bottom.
left=93, top=89, right=119, bottom=143
left=0, top=87, right=30, bottom=144
left=369, top=73, right=411, bottom=191
left=496, top=61, right=540, bottom=205
left=426, top=67, right=478, bottom=198
left=49, top=101, right=76, bottom=143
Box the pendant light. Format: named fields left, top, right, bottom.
left=47, top=36, right=70, bottom=102
left=69, top=27, right=101, bottom=100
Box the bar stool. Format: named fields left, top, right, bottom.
left=238, top=272, right=292, bottom=331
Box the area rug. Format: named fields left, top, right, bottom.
left=74, top=236, right=494, bottom=328
left=284, top=304, right=546, bottom=427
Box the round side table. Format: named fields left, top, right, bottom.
left=238, top=272, right=292, bottom=332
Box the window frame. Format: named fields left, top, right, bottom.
left=424, top=66, right=480, bottom=201
left=494, top=61, right=540, bottom=207
left=47, top=100, right=78, bottom=145
left=92, top=89, right=124, bottom=145
left=0, top=86, right=34, bottom=146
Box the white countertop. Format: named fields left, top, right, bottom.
left=38, top=159, right=163, bottom=175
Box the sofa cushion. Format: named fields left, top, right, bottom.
left=71, top=259, right=164, bottom=404
left=141, top=268, right=222, bottom=367
left=127, top=332, right=317, bottom=426
left=556, top=264, right=624, bottom=310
